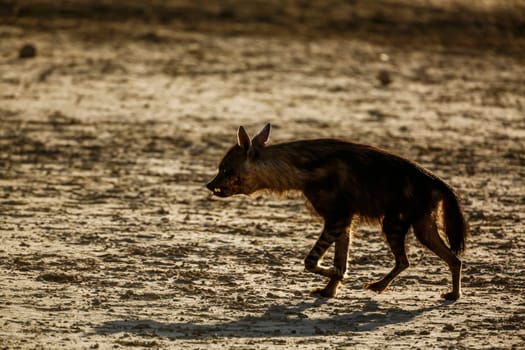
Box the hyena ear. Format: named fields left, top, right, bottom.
left=237, top=126, right=251, bottom=151
left=251, top=123, right=270, bottom=148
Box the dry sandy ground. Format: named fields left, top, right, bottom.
left=1, top=2, right=525, bottom=349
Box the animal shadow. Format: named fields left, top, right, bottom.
left=91, top=298, right=450, bottom=339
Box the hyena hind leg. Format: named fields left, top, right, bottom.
left=364, top=216, right=410, bottom=294
left=413, top=214, right=462, bottom=300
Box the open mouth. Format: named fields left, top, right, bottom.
left=212, top=187, right=228, bottom=197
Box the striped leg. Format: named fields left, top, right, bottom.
left=305, top=219, right=352, bottom=297
left=364, top=215, right=410, bottom=294
left=311, top=231, right=351, bottom=297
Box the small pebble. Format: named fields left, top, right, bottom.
left=377, top=70, right=391, bottom=86
left=19, top=44, right=37, bottom=59
left=443, top=323, right=455, bottom=332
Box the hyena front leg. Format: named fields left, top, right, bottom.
left=305, top=218, right=352, bottom=297
left=310, top=231, right=351, bottom=297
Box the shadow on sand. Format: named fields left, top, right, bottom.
left=90, top=298, right=453, bottom=339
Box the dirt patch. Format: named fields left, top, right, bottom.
left=1, top=1, right=524, bottom=349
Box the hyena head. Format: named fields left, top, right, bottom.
left=207, top=123, right=270, bottom=197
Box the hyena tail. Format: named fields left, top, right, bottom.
left=440, top=184, right=468, bottom=256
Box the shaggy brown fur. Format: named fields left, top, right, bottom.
left=207, top=123, right=467, bottom=300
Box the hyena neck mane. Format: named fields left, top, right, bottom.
left=250, top=139, right=346, bottom=194
left=250, top=141, right=309, bottom=193
left=249, top=138, right=411, bottom=196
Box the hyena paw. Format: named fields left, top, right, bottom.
left=363, top=281, right=387, bottom=293
left=310, top=279, right=341, bottom=298
left=309, top=287, right=337, bottom=298
left=441, top=291, right=461, bottom=300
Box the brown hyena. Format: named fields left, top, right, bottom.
left=207, top=124, right=467, bottom=300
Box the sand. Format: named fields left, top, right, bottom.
left=1, top=1, right=524, bottom=348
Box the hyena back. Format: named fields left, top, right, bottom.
left=207, top=123, right=467, bottom=300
